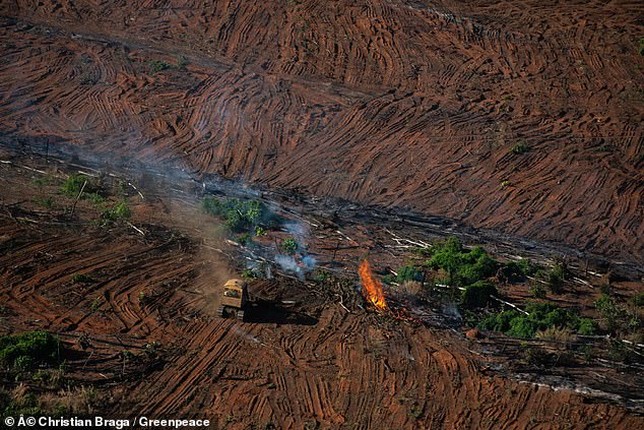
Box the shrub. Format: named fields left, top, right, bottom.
left=427, top=237, right=498, bottom=287
left=241, top=269, right=258, bottom=280
left=148, top=60, right=170, bottom=74
left=102, top=201, right=131, bottom=222
left=396, top=265, right=423, bottom=283
left=539, top=261, right=568, bottom=294
left=60, top=174, right=88, bottom=196
left=71, top=274, right=93, bottom=284
left=176, top=55, right=189, bottom=70
left=0, top=332, right=60, bottom=370
left=461, top=281, right=498, bottom=309
left=632, top=292, right=644, bottom=307
left=529, top=282, right=547, bottom=299
left=577, top=318, right=598, bottom=335
left=639, top=37, right=644, bottom=56
left=594, top=293, right=640, bottom=334
left=499, top=259, right=537, bottom=283
left=202, top=197, right=267, bottom=233
left=511, top=142, right=530, bottom=154
left=281, top=237, right=298, bottom=255
left=479, top=302, right=594, bottom=339
left=236, top=233, right=250, bottom=246
left=35, top=197, right=55, bottom=209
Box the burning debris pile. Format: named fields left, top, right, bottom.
left=359, top=260, right=388, bottom=311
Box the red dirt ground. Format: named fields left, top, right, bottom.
left=1, top=1, right=643, bottom=429
left=1, top=150, right=642, bottom=429
left=0, top=0, right=642, bottom=265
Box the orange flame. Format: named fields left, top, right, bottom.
left=359, top=260, right=388, bottom=311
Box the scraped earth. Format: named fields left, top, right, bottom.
left=1, top=147, right=642, bottom=429
left=1, top=1, right=643, bottom=429
left=0, top=0, right=642, bottom=264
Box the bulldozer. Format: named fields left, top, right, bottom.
left=217, top=279, right=249, bottom=321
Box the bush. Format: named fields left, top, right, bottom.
left=60, top=174, right=88, bottom=196
left=281, top=237, right=298, bottom=255
left=594, top=293, right=641, bottom=334
left=0, top=332, right=60, bottom=370
left=529, top=282, right=547, bottom=299
left=202, top=197, right=267, bottom=233
left=71, top=274, right=94, bottom=284
left=102, top=201, right=131, bottom=222
left=479, top=302, right=595, bottom=339
left=241, top=269, right=257, bottom=280
left=236, top=233, right=250, bottom=246
left=577, top=318, right=598, bottom=335
left=538, top=261, right=568, bottom=294
left=511, top=142, right=530, bottom=154
left=148, top=60, right=170, bottom=74
left=632, top=292, right=644, bottom=307
left=461, top=281, right=497, bottom=309
left=396, top=265, right=423, bottom=283
left=176, top=55, right=189, bottom=70
left=499, top=259, right=537, bottom=283
left=427, top=237, right=498, bottom=287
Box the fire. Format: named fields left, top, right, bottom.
left=359, top=260, right=388, bottom=311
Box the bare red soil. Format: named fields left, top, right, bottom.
left=0, top=0, right=642, bottom=265
left=1, top=149, right=642, bottom=429
left=1, top=1, right=643, bottom=428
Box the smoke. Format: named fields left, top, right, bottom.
left=274, top=253, right=317, bottom=280
left=442, top=302, right=462, bottom=321
left=283, top=221, right=309, bottom=242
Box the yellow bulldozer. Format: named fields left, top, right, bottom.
left=217, top=279, right=249, bottom=321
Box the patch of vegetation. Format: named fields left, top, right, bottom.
left=176, top=55, right=189, bottom=70
left=478, top=302, right=596, bottom=339
left=499, top=259, right=537, bottom=283
left=60, top=174, right=104, bottom=201
left=312, top=269, right=330, bottom=283
left=595, top=293, right=641, bottom=335
left=32, top=176, right=54, bottom=187
left=461, top=281, right=498, bottom=309
left=631, top=292, right=644, bottom=307
left=236, top=232, right=251, bottom=246
left=101, top=201, right=131, bottom=223
left=241, top=268, right=258, bottom=280
left=71, top=273, right=94, bottom=284
left=60, top=174, right=89, bottom=196
left=396, top=265, right=424, bottom=283
left=202, top=197, right=268, bottom=233
left=1, top=384, right=98, bottom=417
left=529, top=281, right=547, bottom=299
left=0, top=331, right=60, bottom=371
left=280, top=237, right=298, bottom=255
left=34, top=196, right=55, bottom=209
left=534, top=260, right=568, bottom=294
left=89, top=297, right=102, bottom=313
left=148, top=60, right=170, bottom=74
left=511, top=141, right=530, bottom=154
left=639, top=37, right=644, bottom=56
left=595, top=144, right=613, bottom=153
left=85, top=192, right=105, bottom=204
left=426, top=237, right=498, bottom=287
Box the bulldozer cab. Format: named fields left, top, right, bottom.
left=221, top=279, right=248, bottom=309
